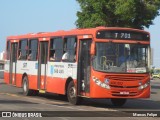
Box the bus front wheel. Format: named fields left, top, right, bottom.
left=67, top=81, right=81, bottom=105
left=111, top=98, right=127, bottom=107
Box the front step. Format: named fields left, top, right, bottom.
left=39, top=89, right=46, bottom=94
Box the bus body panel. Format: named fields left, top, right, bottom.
left=90, top=70, right=150, bottom=98
left=4, top=72, right=9, bottom=84
left=89, top=82, right=150, bottom=98
left=28, top=75, right=38, bottom=90
left=46, top=62, right=77, bottom=94
left=15, top=73, right=23, bottom=87
left=4, top=60, right=10, bottom=84
left=46, top=77, right=66, bottom=94
left=47, top=62, right=77, bottom=80
left=16, top=61, right=38, bottom=89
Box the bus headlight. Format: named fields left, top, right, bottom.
left=138, top=81, right=150, bottom=90
left=92, top=76, right=110, bottom=89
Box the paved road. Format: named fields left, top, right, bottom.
left=0, top=78, right=159, bottom=120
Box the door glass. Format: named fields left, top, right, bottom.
left=78, top=39, right=92, bottom=93
left=41, top=42, right=48, bottom=64
left=12, top=43, right=18, bottom=62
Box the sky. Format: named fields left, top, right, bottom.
left=0, top=0, right=160, bottom=67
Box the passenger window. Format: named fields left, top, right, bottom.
left=50, top=38, right=63, bottom=62
left=28, top=39, right=38, bottom=61
left=18, top=39, right=28, bottom=60
left=50, top=39, right=55, bottom=61
left=62, top=37, right=77, bottom=62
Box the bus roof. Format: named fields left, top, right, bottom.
left=7, top=27, right=150, bottom=40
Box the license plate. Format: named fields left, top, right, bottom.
left=120, top=91, right=129, bottom=95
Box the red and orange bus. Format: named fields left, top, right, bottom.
left=4, top=27, right=151, bottom=106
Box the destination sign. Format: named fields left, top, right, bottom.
left=96, top=30, right=149, bottom=41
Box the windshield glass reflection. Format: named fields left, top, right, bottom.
left=93, top=43, right=149, bottom=73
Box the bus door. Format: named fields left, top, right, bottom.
left=38, top=41, right=48, bottom=90
left=77, top=39, right=92, bottom=95
left=9, top=42, right=18, bottom=85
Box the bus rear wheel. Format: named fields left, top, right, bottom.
left=67, top=81, right=81, bottom=105
left=23, top=76, right=38, bottom=96
left=111, top=98, right=127, bottom=107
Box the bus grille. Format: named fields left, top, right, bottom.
left=106, top=75, right=148, bottom=96
left=110, top=85, right=138, bottom=88
left=107, top=75, right=145, bottom=81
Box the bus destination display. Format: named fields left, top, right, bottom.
left=96, top=30, right=149, bottom=41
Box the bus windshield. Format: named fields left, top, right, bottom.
left=93, top=42, right=149, bottom=73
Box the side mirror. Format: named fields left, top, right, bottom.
left=90, top=42, right=95, bottom=55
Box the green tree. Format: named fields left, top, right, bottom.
left=76, top=0, right=160, bottom=29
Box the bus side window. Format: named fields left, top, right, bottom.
left=18, top=51, right=22, bottom=60
left=50, top=37, right=63, bottom=62
left=28, top=39, right=38, bottom=61
left=18, top=39, right=28, bottom=60
left=50, top=39, right=55, bottom=61
left=62, top=37, right=77, bottom=62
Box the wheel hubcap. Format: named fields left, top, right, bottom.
left=23, top=81, right=27, bottom=92
left=69, top=86, right=76, bottom=99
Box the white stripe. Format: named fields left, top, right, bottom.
left=5, top=60, right=78, bottom=80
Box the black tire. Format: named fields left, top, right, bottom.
left=67, top=81, right=81, bottom=105
left=111, top=98, right=127, bottom=107
left=22, top=76, right=36, bottom=96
